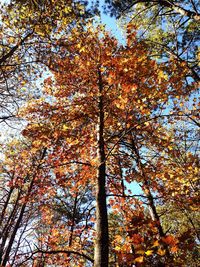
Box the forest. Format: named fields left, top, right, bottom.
left=0, top=0, right=199, bottom=266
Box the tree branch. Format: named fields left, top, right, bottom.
left=21, top=249, right=94, bottom=264
left=0, top=31, right=34, bottom=65
left=118, top=0, right=200, bottom=21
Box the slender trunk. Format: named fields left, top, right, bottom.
left=131, top=137, right=172, bottom=259
left=66, top=195, right=78, bottom=265
left=2, top=203, right=26, bottom=266
left=10, top=213, right=29, bottom=266
left=1, top=178, right=35, bottom=266
left=0, top=190, right=21, bottom=263
left=0, top=187, right=14, bottom=262
left=1, top=148, right=46, bottom=266
left=94, top=69, right=109, bottom=267
left=69, top=194, right=78, bottom=247
left=118, top=157, right=125, bottom=197
left=0, top=187, right=14, bottom=227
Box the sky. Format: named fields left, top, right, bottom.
left=99, top=11, right=126, bottom=44
left=92, top=0, right=126, bottom=44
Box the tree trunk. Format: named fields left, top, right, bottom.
left=131, top=137, right=173, bottom=260
left=94, top=69, right=109, bottom=267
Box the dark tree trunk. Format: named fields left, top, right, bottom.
left=94, top=69, right=109, bottom=267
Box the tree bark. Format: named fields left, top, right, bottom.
left=94, top=69, right=109, bottom=267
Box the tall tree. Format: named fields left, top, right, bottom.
left=21, top=23, right=197, bottom=266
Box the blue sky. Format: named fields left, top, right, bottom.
left=100, top=13, right=125, bottom=44
left=93, top=0, right=126, bottom=44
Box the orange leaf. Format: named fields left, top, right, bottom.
left=162, top=235, right=178, bottom=246
left=171, top=246, right=178, bottom=253
left=152, top=240, right=159, bottom=247
left=157, top=248, right=166, bottom=256
left=135, top=256, right=144, bottom=263
left=131, top=234, right=143, bottom=245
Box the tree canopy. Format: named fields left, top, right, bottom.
left=0, top=1, right=199, bottom=266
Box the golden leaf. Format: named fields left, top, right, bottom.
left=135, top=256, right=144, bottom=263
left=145, top=250, right=154, bottom=256
left=157, top=248, right=166, bottom=256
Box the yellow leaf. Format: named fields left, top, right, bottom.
left=158, top=70, right=168, bottom=81
left=191, top=206, right=198, bottom=211
left=90, top=158, right=99, bottom=166
left=115, top=246, right=121, bottom=251
left=179, top=102, right=184, bottom=107
left=145, top=250, right=154, bottom=256
left=135, top=256, right=144, bottom=263
left=80, top=47, right=85, bottom=52
left=62, top=125, right=68, bottom=131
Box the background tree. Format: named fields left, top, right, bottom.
left=0, top=0, right=95, bottom=125
left=103, top=0, right=200, bottom=82
left=0, top=140, right=47, bottom=266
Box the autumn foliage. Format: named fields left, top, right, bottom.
left=0, top=2, right=199, bottom=266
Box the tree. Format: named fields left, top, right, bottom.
left=113, top=119, right=199, bottom=266
left=33, top=180, right=95, bottom=266
left=21, top=22, right=198, bottom=266
left=0, top=0, right=93, bottom=125
left=0, top=140, right=47, bottom=266
left=104, top=0, right=200, bottom=20
left=103, top=0, right=200, bottom=82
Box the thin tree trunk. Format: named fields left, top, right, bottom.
left=1, top=177, right=35, bottom=266
left=1, top=148, right=46, bottom=266
left=131, top=137, right=172, bottom=260
left=94, top=69, right=109, bottom=267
